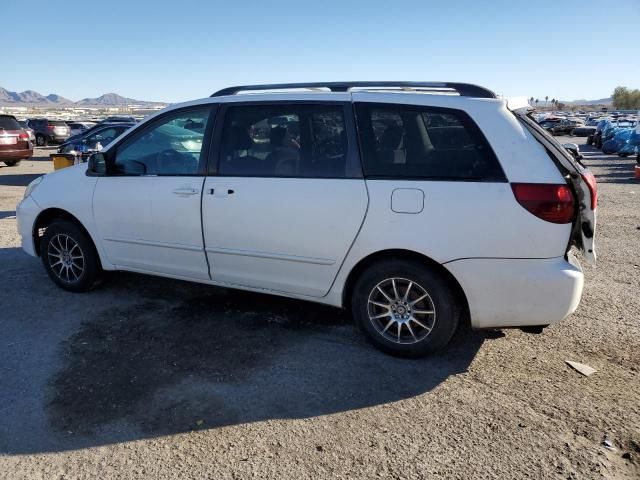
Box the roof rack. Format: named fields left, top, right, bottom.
left=210, top=82, right=496, bottom=99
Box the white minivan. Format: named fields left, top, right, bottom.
left=16, top=82, right=597, bottom=357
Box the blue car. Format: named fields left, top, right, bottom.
left=601, top=128, right=632, bottom=154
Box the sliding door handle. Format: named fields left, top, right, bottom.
left=172, top=187, right=199, bottom=196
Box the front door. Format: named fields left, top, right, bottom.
left=202, top=102, right=368, bottom=297
left=93, top=106, right=215, bottom=279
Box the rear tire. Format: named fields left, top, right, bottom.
left=3, top=160, right=20, bottom=167
left=351, top=259, right=459, bottom=357
left=36, top=134, right=47, bottom=147
left=40, top=219, right=102, bottom=292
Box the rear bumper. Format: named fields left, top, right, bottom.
left=0, top=148, right=33, bottom=160
left=445, top=256, right=583, bottom=329
left=47, top=135, right=69, bottom=144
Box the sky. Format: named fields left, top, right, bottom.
left=2, top=0, right=639, bottom=103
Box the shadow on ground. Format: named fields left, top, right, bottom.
left=0, top=173, right=42, bottom=187
left=0, top=264, right=484, bottom=455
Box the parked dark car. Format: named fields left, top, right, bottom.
left=575, top=119, right=599, bottom=139
left=65, top=121, right=134, bottom=145
left=538, top=118, right=562, bottom=132
left=57, top=123, right=134, bottom=158
left=550, top=118, right=584, bottom=136
left=0, top=115, right=33, bottom=166
left=27, top=119, right=71, bottom=146
left=590, top=119, right=610, bottom=148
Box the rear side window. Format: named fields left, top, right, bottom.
left=48, top=121, right=68, bottom=127
left=0, top=116, right=21, bottom=130
left=356, top=103, right=505, bottom=181
left=218, top=104, right=350, bottom=178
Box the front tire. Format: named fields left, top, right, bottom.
left=351, top=260, right=459, bottom=357
left=3, top=160, right=20, bottom=167
left=36, top=134, right=47, bottom=147
left=41, top=219, right=102, bottom=292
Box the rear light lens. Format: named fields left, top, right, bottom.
left=47, top=125, right=55, bottom=130
left=511, top=183, right=576, bottom=224
left=18, top=132, right=29, bottom=140
left=580, top=170, right=597, bottom=210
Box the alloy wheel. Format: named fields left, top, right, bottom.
left=367, top=277, right=436, bottom=345
left=47, top=234, right=85, bottom=283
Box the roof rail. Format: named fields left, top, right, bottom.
left=210, top=82, right=497, bottom=99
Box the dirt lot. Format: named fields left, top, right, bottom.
left=0, top=140, right=638, bottom=480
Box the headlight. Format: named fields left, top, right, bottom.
left=24, top=176, right=43, bottom=199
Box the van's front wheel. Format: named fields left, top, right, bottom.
left=41, top=220, right=102, bottom=292
left=351, top=260, right=459, bottom=357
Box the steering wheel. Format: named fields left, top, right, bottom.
left=155, top=149, right=187, bottom=173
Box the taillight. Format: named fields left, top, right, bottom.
left=47, top=125, right=55, bottom=130
left=511, top=183, right=575, bottom=224
left=580, top=170, right=597, bottom=210
left=18, top=132, right=29, bottom=140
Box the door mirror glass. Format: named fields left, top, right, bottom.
left=87, top=152, right=107, bottom=175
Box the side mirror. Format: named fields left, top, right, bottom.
left=87, top=152, right=107, bottom=175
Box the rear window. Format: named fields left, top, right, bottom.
left=48, top=121, right=68, bottom=126
left=0, top=116, right=21, bottom=130
left=355, top=103, right=505, bottom=181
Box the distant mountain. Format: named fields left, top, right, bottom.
left=45, top=94, right=73, bottom=104
left=76, top=93, right=146, bottom=106
left=0, top=86, right=165, bottom=107
left=562, top=97, right=612, bottom=106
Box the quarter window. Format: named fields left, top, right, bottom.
left=218, top=104, right=349, bottom=178
left=113, top=108, right=212, bottom=175
left=356, top=103, right=505, bottom=181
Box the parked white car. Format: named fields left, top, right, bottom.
left=16, top=82, right=598, bottom=357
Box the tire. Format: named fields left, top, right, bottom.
left=586, top=136, right=593, bottom=146
left=36, top=134, right=47, bottom=147
left=3, top=160, right=20, bottom=167
left=40, top=219, right=102, bottom=292
left=618, top=153, right=629, bottom=158
left=351, top=259, right=459, bottom=357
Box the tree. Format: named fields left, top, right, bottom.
left=612, top=86, right=640, bottom=109
left=535, top=98, right=539, bottom=107
left=545, top=95, right=549, bottom=107
left=529, top=96, right=534, bottom=106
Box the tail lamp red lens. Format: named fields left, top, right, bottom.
left=580, top=170, right=597, bottom=210
left=18, top=132, right=29, bottom=140
left=511, top=183, right=576, bottom=224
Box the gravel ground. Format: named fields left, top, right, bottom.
left=0, top=140, right=638, bottom=479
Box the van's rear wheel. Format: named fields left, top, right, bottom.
left=351, top=260, right=459, bottom=357
left=41, top=219, right=102, bottom=292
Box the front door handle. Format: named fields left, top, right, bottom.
left=172, top=187, right=199, bottom=196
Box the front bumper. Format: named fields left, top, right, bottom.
left=16, top=195, right=40, bottom=257
left=445, top=256, right=584, bottom=329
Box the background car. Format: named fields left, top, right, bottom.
left=0, top=115, right=33, bottom=167
left=27, top=119, right=71, bottom=146
left=17, top=121, right=35, bottom=142
left=551, top=118, right=584, bottom=136
left=58, top=123, right=134, bottom=158
left=538, top=117, right=562, bottom=132
left=66, top=122, right=94, bottom=137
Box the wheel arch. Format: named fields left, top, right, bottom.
left=32, top=208, right=99, bottom=260
left=341, top=249, right=470, bottom=323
